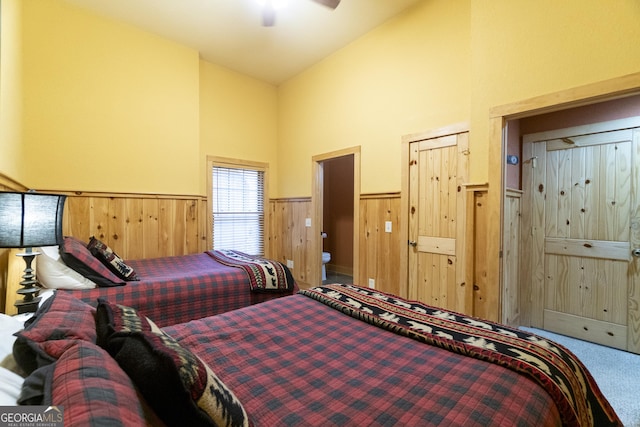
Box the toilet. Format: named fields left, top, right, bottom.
left=322, top=251, right=331, bottom=281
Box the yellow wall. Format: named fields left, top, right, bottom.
left=0, top=0, right=281, bottom=197
left=18, top=0, right=201, bottom=194
left=278, top=0, right=471, bottom=196
left=199, top=61, right=279, bottom=198
left=2, top=0, right=640, bottom=199
left=0, top=0, right=25, bottom=182
left=468, top=0, right=640, bottom=181
left=277, top=0, right=640, bottom=196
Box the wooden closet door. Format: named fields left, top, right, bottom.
left=523, top=120, right=640, bottom=353
left=407, top=132, right=469, bottom=315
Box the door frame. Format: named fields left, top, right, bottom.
left=487, top=72, right=640, bottom=330
left=311, top=146, right=361, bottom=288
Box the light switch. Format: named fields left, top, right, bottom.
left=385, top=221, right=392, bottom=233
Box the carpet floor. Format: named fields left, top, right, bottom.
left=521, top=327, right=640, bottom=427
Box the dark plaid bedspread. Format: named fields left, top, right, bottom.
left=164, top=293, right=565, bottom=426
left=64, top=253, right=297, bottom=327
left=301, top=284, right=621, bottom=427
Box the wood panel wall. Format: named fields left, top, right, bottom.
left=4, top=187, right=405, bottom=312
left=2, top=189, right=208, bottom=314
left=268, top=195, right=402, bottom=295
left=62, top=193, right=207, bottom=259
left=358, top=194, right=401, bottom=296
left=0, top=174, right=28, bottom=312
left=268, top=198, right=313, bottom=287
left=2, top=184, right=482, bottom=318
left=465, top=186, right=496, bottom=321
left=0, top=248, right=10, bottom=313
left=503, top=189, right=522, bottom=325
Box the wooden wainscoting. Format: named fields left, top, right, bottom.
left=62, top=192, right=207, bottom=259
left=3, top=189, right=208, bottom=314
left=503, top=188, right=522, bottom=326
left=269, top=190, right=498, bottom=317
left=465, top=185, right=497, bottom=321
left=0, top=250, right=8, bottom=313
left=0, top=174, right=28, bottom=313
left=268, top=198, right=313, bottom=287
left=269, top=194, right=402, bottom=295
left=358, top=193, right=401, bottom=296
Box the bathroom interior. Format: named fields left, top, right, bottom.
left=322, top=155, right=354, bottom=285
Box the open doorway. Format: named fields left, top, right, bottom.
left=322, top=156, right=354, bottom=284
left=311, top=147, right=361, bottom=288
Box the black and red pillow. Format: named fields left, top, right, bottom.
left=13, top=291, right=98, bottom=375
left=12, top=292, right=151, bottom=424
left=59, top=237, right=125, bottom=287
left=96, top=299, right=249, bottom=427
left=50, top=340, right=148, bottom=426
left=87, top=236, right=139, bottom=281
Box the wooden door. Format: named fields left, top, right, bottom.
left=407, top=132, right=469, bottom=315
left=522, top=118, right=640, bottom=353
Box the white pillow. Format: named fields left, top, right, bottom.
left=0, top=313, right=25, bottom=360
left=36, top=245, right=97, bottom=289
left=0, top=314, right=27, bottom=405
left=0, top=367, right=23, bottom=405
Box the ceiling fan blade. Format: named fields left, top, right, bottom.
left=311, top=0, right=341, bottom=9
left=262, top=3, right=276, bottom=27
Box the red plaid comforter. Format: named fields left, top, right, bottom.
left=64, top=253, right=297, bottom=327
left=163, top=293, right=566, bottom=426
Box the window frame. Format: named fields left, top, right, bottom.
left=206, top=156, right=269, bottom=256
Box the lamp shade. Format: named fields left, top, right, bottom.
left=0, top=192, right=67, bottom=248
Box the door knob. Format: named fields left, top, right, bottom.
left=408, top=240, right=417, bottom=247
left=632, top=248, right=640, bottom=257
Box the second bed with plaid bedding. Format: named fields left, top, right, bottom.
left=64, top=252, right=297, bottom=327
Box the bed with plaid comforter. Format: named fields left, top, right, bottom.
left=163, top=284, right=621, bottom=426
left=63, top=252, right=297, bottom=327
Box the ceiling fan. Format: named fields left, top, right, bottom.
left=260, top=0, right=341, bottom=27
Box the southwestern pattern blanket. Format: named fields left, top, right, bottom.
left=207, top=250, right=295, bottom=292
left=300, top=284, right=621, bottom=427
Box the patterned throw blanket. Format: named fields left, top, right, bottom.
left=207, top=250, right=294, bottom=292
left=300, top=284, right=622, bottom=427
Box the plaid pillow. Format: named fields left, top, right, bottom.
left=59, top=237, right=125, bottom=287
left=87, top=236, right=139, bottom=281
left=95, top=299, right=250, bottom=427
left=50, top=340, right=147, bottom=426
left=13, top=291, right=97, bottom=374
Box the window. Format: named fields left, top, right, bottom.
left=208, top=157, right=268, bottom=256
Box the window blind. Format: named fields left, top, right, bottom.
left=212, top=166, right=264, bottom=256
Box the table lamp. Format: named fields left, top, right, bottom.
left=0, top=191, right=66, bottom=313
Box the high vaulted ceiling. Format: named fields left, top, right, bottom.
left=63, top=0, right=423, bottom=85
